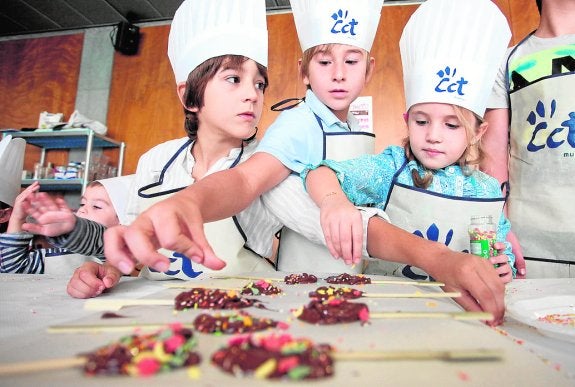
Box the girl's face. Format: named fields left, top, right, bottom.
left=407, top=103, right=472, bottom=170
left=76, top=185, right=119, bottom=227
left=303, top=44, right=374, bottom=122
left=192, top=59, right=265, bottom=143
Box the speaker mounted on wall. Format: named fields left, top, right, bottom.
left=114, top=21, right=140, bottom=56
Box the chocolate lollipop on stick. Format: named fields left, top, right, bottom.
left=210, top=332, right=502, bottom=381
left=295, top=299, right=493, bottom=325
left=0, top=324, right=200, bottom=377
left=309, top=286, right=460, bottom=300
left=208, top=273, right=444, bottom=287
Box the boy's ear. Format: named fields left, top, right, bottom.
left=0, top=207, right=12, bottom=223
left=298, top=58, right=310, bottom=87
left=176, top=82, right=199, bottom=112
left=365, top=56, right=376, bottom=84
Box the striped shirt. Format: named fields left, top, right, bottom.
left=0, top=217, right=105, bottom=274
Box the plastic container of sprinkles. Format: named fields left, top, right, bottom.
left=468, top=215, right=496, bottom=258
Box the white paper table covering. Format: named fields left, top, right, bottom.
left=0, top=273, right=573, bottom=386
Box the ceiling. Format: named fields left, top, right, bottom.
left=0, top=0, right=419, bottom=39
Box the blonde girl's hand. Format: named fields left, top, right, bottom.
left=6, top=181, right=41, bottom=233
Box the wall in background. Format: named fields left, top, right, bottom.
left=0, top=0, right=539, bottom=176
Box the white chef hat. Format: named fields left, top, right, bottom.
left=400, top=0, right=511, bottom=117
left=0, top=135, right=26, bottom=207
left=96, top=174, right=135, bottom=225
left=291, top=0, right=384, bottom=53
left=168, top=0, right=268, bottom=84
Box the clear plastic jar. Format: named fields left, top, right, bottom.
left=468, top=215, right=496, bottom=258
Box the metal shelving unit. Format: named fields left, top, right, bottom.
left=2, top=129, right=125, bottom=193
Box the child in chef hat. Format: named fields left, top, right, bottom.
left=303, top=0, right=517, bottom=283
left=0, top=175, right=134, bottom=275
left=67, top=0, right=281, bottom=297
left=104, top=0, right=389, bottom=274
left=0, top=135, right=26, bottom=233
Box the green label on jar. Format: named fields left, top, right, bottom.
left=470, top=239, right=491, bottom=258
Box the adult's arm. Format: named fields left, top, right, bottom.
left=105, top=153, right=290, bottom=274
left=482, top=108, right=526, bottom=278
left=482, top=108, right=510, bottom=185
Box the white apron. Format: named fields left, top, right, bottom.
left=506, top=35, right=575, bottom=275
left=43, top=252, right=99, bottom=275
left=137, top=140, right=271, bottom=280
left=276, top=113, right=375, bottom=274
left=366, top=163, right=505, bottom=280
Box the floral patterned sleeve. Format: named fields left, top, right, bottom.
left=302, top=146, right=405, bottom=209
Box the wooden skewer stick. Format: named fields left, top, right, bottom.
left=48, top=323, right=195, bottom=334
left=370, top=279, right=444, bottom=287
left=209, top=275, right=444, bottom=287
left=0, top=357, right=86, bottom=375
left=85, top=290, right=461, bottom=311
left=0, top=346, right=503, bottom=376
left=163, top=283, right=240, bottom=290
left=332, top=348, right=503, bottom=362
left=209, top=275, right=284, bottom=282
left=370, top=311, right=493, bottom=321
left=362, top=291, right=460, bottom=298
left=84, top=298, right=173, bottom=311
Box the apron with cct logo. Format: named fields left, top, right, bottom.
left=367, top=162, right=505, bottom=280
left=505, top=35, right=575, bottom=274
left=136, top=139, right=272, bottom=280
left=276, top=114, right=375, bottom=274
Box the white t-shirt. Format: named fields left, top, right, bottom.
left=488, top=33, right=575, bottom=109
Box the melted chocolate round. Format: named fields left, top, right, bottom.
left=193, top=312, right=279, bottom=334
left=83, top=325, right=200, bottom=376
left=241, top=280, right=283, bottom=296
left=284, top=273, right=318, bottom=285
left=211, top=334, right=334, bottom=380
left=297, top=299, right=369, bottom=325
left=324, top=273, right=371, bottom=285
left=309, top=286, right=363, bottom=301
left=174, top=288, right=257, bottom=310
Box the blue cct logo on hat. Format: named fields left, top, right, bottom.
left=330, top=9, right=358, bottom=36
left=434, top=66, right=469, bottom=96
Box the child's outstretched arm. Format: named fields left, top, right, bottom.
left=304, top=166, right=364, bottom=264
left=6, top=182, right=40, bottom=233
left=21, top=192, right=77, bottom=237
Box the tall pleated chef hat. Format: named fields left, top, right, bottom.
left=0, top=135, right=26, bottom=207
left=168, top=0, right=268, bottom=83
left=400, top=0, right=511, bottom=117
left=96, top=174, right=135, bottom=225
left=291, top=0, right=384, bottom=52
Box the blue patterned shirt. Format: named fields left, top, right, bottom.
left=303, top=145, right=516, bottom=275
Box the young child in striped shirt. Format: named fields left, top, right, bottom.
left=0, top=176, right=131, bottom=275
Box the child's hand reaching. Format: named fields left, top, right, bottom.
left=489, top=241, right=513, bottom=284
left=21, top=192, right=77, bottom=237
left=6, top=181, right=41, bottom=233
left=319, top=192, right=364, bottom=265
